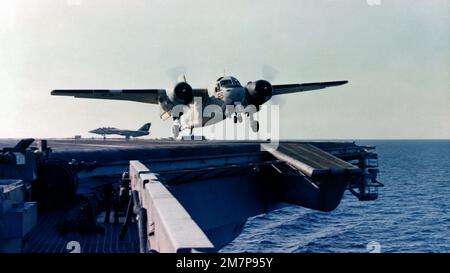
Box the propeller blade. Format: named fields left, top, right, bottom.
left=167, top=66, right=188, bottom=83
left=262, top=65, right=279, bottom=82
left=268, top=95, right=286, bottom=107
left=262, top=65, right=285, bottom=106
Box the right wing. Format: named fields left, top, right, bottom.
left=51, top=89, right=165, bottom=104
left=272, top=81, right=348, bottom=95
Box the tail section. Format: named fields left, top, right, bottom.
left=138, top=123, right=151, bottom=132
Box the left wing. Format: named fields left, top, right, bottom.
left=272, top=81, right=348, bottom=95
left=51, top=89, right=165, bottom=104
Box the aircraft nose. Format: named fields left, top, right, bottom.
left=227, top=87, right=245, bottom=102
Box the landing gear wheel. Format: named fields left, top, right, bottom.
left=251, top=121, right=259, bottom=133
left=233, top=115, right=238, bottom=124
left=238, top=115, right=243, bottom=123
left=172, top=124, right=180, bottom=139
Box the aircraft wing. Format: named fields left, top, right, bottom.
left=272, top=81, right=348, bottom=95
left=51, top=89, right=165, bottom=104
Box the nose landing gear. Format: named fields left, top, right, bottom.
left=233, top=114, right=243, bottom=124
left=231, top=103, right=245, bottom=124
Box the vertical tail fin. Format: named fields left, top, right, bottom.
left=138, top=123, right=151, bottom=132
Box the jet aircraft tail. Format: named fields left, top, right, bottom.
left=139, top=123, right=151, bottom=132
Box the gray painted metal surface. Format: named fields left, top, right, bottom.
left=129, top=160, right=214, bottom=253
left=262, top=143, right=361, bottom=177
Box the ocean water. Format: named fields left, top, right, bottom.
left=221, top=140, right=450, bottom=253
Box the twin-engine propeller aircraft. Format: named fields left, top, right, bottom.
left=51, top=76, right=348, bottom=138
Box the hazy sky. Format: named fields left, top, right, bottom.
left=0, top=0, right=448, bottom=139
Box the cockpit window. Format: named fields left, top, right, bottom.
left=220, top=80, right=233, bottom=87
left=220, top=78, right=241, bottom=87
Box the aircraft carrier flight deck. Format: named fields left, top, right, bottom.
left=0, top=138, right=382, bottom=253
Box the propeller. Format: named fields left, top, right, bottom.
left=262, top=65, right=279, bottom=82
left=167, top=66, right=188, bottom=83
left=261, top=65, right=286, bottom=107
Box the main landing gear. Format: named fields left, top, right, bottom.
left=172, top=119, right=196, bottom=139
left=172, top=119, right=181, bottom=139
left=235, top=113, right=259, bottom=133
left=233, top=114, right=243, bottom=124
left=251, top=120, right=259, bottom=133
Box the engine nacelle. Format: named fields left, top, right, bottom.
left=167, top=81, right=194, bottom=105
left=245, top=80, right=273, bottom=106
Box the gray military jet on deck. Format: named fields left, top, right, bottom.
left=52, top=75, right=347, bottom=138
left=89, top=123, right=151, bottom=140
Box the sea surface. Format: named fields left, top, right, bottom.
left=221, top=140, right=450, bottom=253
